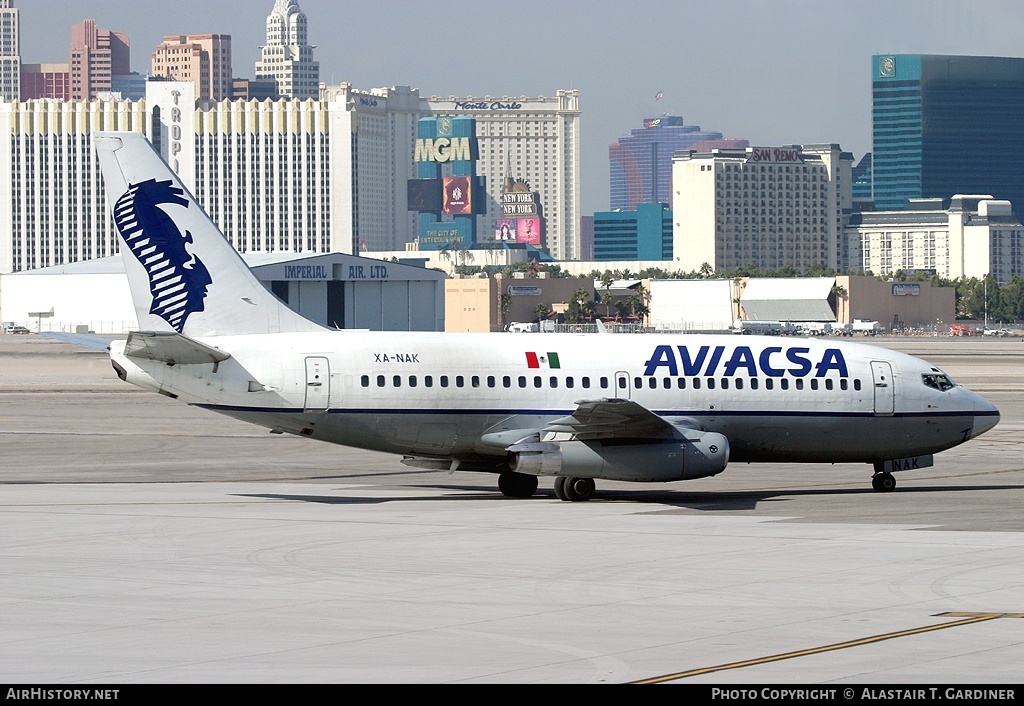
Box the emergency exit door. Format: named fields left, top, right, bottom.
left=304, top=356, right=330, bottom=411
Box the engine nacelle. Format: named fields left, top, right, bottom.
left=508, top=431, right=729, bottom=482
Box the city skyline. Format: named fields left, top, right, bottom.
left=16, top=0, right=1024, bottom=217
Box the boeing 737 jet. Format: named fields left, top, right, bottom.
left=93, top=132, right=1000, bottom=500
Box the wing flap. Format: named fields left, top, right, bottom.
left=124, top=330, right=231, bottom=365
left=544, top=398, right=677, bottom=440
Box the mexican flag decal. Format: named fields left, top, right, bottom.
left=525, top=352, right=560, bottom=369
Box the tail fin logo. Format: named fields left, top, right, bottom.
left=113, top=179, right=212, bottom=333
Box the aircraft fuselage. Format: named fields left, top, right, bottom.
left=109, top=330, right=999, bottom=469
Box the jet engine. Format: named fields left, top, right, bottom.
left=507, top=431, right=729, bottom=482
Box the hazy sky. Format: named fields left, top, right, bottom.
left=18, top=0, right=1024, bottom=214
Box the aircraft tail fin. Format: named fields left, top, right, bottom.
left=94, top=131, right=323, bottom=337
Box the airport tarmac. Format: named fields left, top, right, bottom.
left=1, top=333, right=1023, bottom=684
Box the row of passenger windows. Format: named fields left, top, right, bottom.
left=360, top=374, right=862, bottom=392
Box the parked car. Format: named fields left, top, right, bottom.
left=1, top=323, right=30, bottom=334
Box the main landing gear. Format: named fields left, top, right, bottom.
left=553, top=476, right=596, bottom=502
left=871, top=462, right=897, bottom=492
left=496, top=472, right=596, bottom=501
left=497, top=471, right=538, bottom=498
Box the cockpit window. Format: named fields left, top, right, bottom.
left=922, top=373, right=956, bottom=391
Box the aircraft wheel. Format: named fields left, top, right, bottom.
left=554, top=476, right=569, bottom=501
left=562, top=477, right=596, bottom=502
left=498, top=471, right=538, bottom=498
left=872, top=472, right=896, bottom=492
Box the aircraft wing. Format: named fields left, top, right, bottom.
left=543, top=398, right=680, bottom=441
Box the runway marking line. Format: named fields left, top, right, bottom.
left=632, top=612, right=1020, bottom=684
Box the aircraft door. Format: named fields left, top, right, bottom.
left=871, top=361, right=895, bottom=415
left=304, top=356, right=330, bottom=412
left=615, top=371, right=632, bottom=399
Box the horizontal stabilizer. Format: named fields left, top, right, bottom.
left=124, top=330, right=231, bottom=366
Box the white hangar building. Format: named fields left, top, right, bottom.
left=647, top=279, right=736, bottom=333
left=0, top=252, right=445, bottom=334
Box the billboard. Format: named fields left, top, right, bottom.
left=517, top=217, right=541, bottom=245
left=495, top=219, right=517, bottom=241
left=408, top=179, right=442, bottom=212
left=443, top=176, right=472, bottom=215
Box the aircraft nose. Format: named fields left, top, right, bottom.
left=971, top=394, right=1000, bottom=438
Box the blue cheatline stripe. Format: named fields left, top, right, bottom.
left=193, top=403, right=993, bottom=420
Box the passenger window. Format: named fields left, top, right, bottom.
left=663, top=378, right=672, bottom=389
left=534, top=376, right=542, bottom=388
left=693, top=378, right=701, bottom=389
left=721, top=379, right=729, bottom=390
left=795, top=379, right=804, bottom=390
left=634, top=377, right=643, bottom=389
left=648, top=377, right=656, bottom=389
left=765, top=379, right=773, bottom=390
left=519, top=376, right=527, bottom=388
left=600, top=377, right=609, bottom=389
left=456, top=375, right=464, bottom=388
left=735, top=378, right=743, bottom=390
left=377, top=375, right=385, bottom=387
left=840, top=379, right=848, bottom=390
left=750, top=378, right=759, bottom=390
left=550, top=377, right=558, bottom=388
left=440, top=375, right=449, bottom=388
left=393, top=375, right=402, bottom=387
left=825, top=379, right=834, bottom=390
left=810, top=379, right=819, bottom=390
left=361, top=375, right=369, bottom=387
left=471, top=376, right=480, bottom=388
left=503, top=376, right=511, bottom=388
left=618, top=377, right=627, bottom=390
left=409, top=375, right=417, bottom=388
left=425, top=376, right=433, bottom=388
left=487, top=376, right=495, bottom=388
left=582, top=377, right=591, bottom=389
left=566, top=377, right=575, bottom=389
left=707, top=379, right=716, bottom=390
left=780, top=378, right=789, bottom=390
left=854, top=379, right=861, bottom=391
left=677, top=378, right=686, bottom=389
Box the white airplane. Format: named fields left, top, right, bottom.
left=93, top=132, right=1000, bottom=500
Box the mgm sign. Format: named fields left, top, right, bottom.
left=409, top=115, right=483, bottom=250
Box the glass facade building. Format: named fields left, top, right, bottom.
left=872, top=54, right=1024, bottom=211
left=593, top=203, right=672, bottom=261
left=609, top=116, right=747, bottom=211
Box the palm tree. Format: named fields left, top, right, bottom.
left=534, top=303, right=549, bottom=323
left=599, top=271, right=615, bottom=319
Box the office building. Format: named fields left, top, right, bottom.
left=0, top=80, right=582, bottom=273
left=593, top=203, right=672, bottom=261
left=872, top=54, right=1024, bottom=211
left=323, top=84, right=582, bottom=260
left=610, top=116, right=746, bottom=211
left=110, top=72, right=146, bottom=100
left=851, top=153, right=872, bottom=208
left=849, top=195, right=1024, bottom=284
left=254, top=0, right=319, bottom=100
left=673, top=144, right=853, bottom=274
left=20, top=64, right=69, bottom=100
left=69, top=19, right=130, bottom=100
left=0, top=0, right=18, bottom=101
left=152, top=34, right=232, bottom=101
